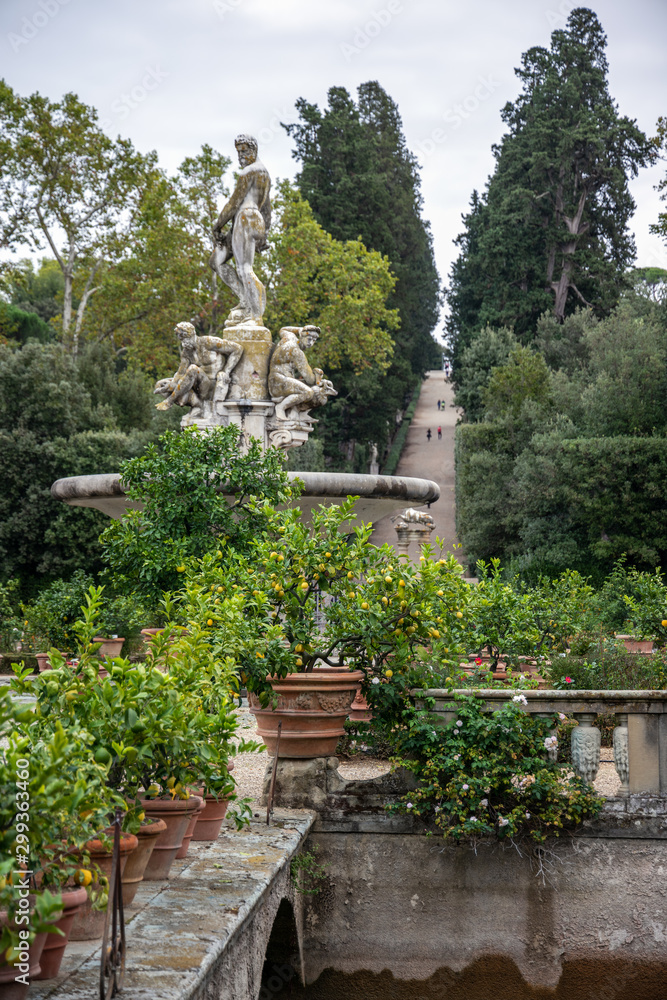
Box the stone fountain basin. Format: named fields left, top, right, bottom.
left=50, top=471, right=439, bottom=524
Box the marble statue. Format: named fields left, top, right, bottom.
left=210, top=134, right=271, bottom=326
left=396, top=508, right=435, bottom=529
left=268, top=326, right=336, bottom=420
left=154, top=322, right=243, bottom=425
left=392, top=507, right=435, bottom=559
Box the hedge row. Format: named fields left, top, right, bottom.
left=381, top=378, right=423, bottom=476
left=456, top=425, right=667, bottom=576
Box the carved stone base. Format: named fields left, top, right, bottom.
left=266, top=413, right=318, bottom=451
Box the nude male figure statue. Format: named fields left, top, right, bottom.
left=268, top=325, right=335, bottom=421
left=210, top=134, right=271, bottom=324
left=154, top=322, right=243, bottom=418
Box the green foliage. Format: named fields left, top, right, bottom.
left=290, top=848, right=328, bottom=895
left=482, top=345, right=552, bottom=420
left=285, top=81, right=441, bottom=462
left=0, top=301, right=53, bottom=345
left=446, top=10, right=652, bottom=359
left=390, top=694, right=603, bottom=844
left=263, top=180, right=397, bottom=376
left=453, top=326, right=517, bottom=422
left=3, top=258, right=64, bottom=323
left=0, top=341, right=173, bottom=592
left=100, top=425, right=293, bottom=604
left=13, top=586, right=259, bottom=811
left=0, top=683, right=125, bottom=954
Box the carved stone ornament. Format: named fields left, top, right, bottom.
left=613, top=713, right=630, bottom=793
left=571, top=714, right=601, bottom=784
left=154, top=322, right=243, bottom=427
left=317, top=691, right=356, bottom=714
left=267, top=326, right=337, bottom=448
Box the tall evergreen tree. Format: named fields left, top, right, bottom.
left=446, top=8, right=652, bottom=364
left=284, top=82, right=441, bottom=465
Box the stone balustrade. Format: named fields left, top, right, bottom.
left=415, top=689, right=667, bottom=797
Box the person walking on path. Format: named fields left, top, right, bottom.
left=426, top=428, right=432, bottom=442
left=437, top=399, right=441, bottom=410
left=437, top=426, right=442, bottom=439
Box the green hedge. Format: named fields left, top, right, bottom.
left=456, top=426, right=667, bottom=576
left=381, top=378, right=422, bottom=476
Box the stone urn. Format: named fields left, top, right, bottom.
left=249, top=667, right=364, bottom=757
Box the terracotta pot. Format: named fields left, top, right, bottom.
left=0, top=927, right=47, bottom=999
left=69, top=832, right=137, bottom=941
left=348, top=688, right=373, bottom=723
left=35, top=886, right=87, bottom=980
left=139, top=797, right=200, bottom=880
left=121, top=818, right=167, bottom=906
left=615, top=634, right=654, bottom=654
left=250, top=668, right=364, bottom=758
left=174, top=796, right=203, bottom=859
left=192, top=793, right=232, bottom=841
left=35, top=653, right=51, bottom=672
left=93, top=637, right=124, bottom=658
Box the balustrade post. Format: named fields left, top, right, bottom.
left=571, top=713, right=601, bottom=784
left=612, top=712, right=630, bottom=796
left=535, top=712, right=558, bottom=761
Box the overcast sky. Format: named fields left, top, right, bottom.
left=2, top=0, right=666, bottom=335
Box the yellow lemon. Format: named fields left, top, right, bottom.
left=295, top=657, right=303, bottom=667
left=385, top=576, right=392, bottom=584
left=295, top=644, right=304, bottom=653
left=437, top=590, right=444, bottom=597
left=207, top=619, right=213, bottom=626
left=348, top=591, right=356, bottom=599
left=361, top=602, right=369, bottom=610
left=301, top=581, right=309, bottom=591
left=382, top=596, right=388, bottom=605
left=385, top=669, right=393, bottom=678
left=74, top=868, right=93, bottom=887
left=325, top=552, right=331, bottom=559
left=662, top=620, right=667, bottom=627
left=456, top=611, right=463, bottom=619
left=176, top=565, right=185, bottom=573
left=347, top=571, right=354, bottom=580
left=217, top=586, right=223, bottom=593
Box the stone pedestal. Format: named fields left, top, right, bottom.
left=223, top=322, right=273, bottom=400
left=217, top=400, right=275, bottom=453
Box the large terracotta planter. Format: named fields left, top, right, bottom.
left=175, top=796, right=204, bottom=859
left=93, top=636, right=124, bottom=658
left=121, top=818, right=167, bottom=906
left=0, top=921, right=47, bottom=999
left=250, top=668, right=364, bottom=758
left=69, top=832, right=137, bottom=941
left=35, top=886, right=87, bottom=980
left=139, top=797, right=200, bottom=879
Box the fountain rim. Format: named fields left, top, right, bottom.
left=51, top=470, right=440, bottom=507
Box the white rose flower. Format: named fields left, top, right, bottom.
left=498, top=816, right=509, bottom=827
left=371, top=677, right=380, bottom=685
left=480, top=798, right=488, bottom=807
left=462, top=783, right=469, bottom=791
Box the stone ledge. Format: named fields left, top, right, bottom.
left=31, top=809, right=314, bottom=1000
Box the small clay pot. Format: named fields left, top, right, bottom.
left=175, top=796, right=204, bottom=859
left=69, top=832, right=137, bottom=941
left=35, top=653, right=51, bottom=672
left=121, top=818, right=167, bottom=906
left=35, top=886, right=87, bottom=980
left=139, top=797, right=200, bottom=880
